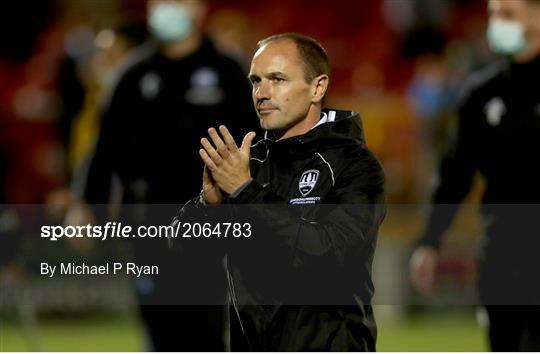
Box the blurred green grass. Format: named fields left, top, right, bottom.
left=0, top=315, right=144, bottom=352
left=377, top=311, right=486, bottom=351
left=1, top=310, right=486, bottom=351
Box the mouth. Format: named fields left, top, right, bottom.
left=257, top=107, right=278, bottom=115
left=257, top=102, right=278, bottom=116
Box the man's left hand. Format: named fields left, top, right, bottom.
left=199, top=125, right=256, bottom=195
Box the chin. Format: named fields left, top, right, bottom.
left=260, top=118, right=276, bottom=131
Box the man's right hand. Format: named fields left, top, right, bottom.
left=409, top=245, right=439, bottom=295
left=202, top=167, right=223, bottom=205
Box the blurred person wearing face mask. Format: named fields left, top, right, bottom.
left=410, top=0, right=540, bottom=351
left=82, top=0, right=258, bottom=351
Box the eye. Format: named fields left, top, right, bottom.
left=272, top=77, right=285, bottom=83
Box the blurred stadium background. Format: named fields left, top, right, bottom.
left=1, top=0, right=494, bottom=351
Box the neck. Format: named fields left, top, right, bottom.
left=277, top=105, right=322, bottom=141
left=160, top=33, right=202, bottom=60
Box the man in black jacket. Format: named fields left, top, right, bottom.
left=193, top=33, right=386, bottom=351
left=410, top=0, right=540, bottom=351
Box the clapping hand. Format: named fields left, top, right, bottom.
left=199, top=125, right=256, bottom=203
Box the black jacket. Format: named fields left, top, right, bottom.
left=419, top=56, right=540, bottom=252
left=177, top=109, right=386, bottom=350
left=84, top=38, right=259, bottom=206
left=83, top=37, right=259, bottom=302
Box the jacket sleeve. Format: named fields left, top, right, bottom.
left=227, top=150, right=386, bottom=266
left=417, top=84, right=480, bottom=249
left=168, top=191, right=205, bottom=248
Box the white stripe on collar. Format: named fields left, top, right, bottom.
left=311, top=110, right=336, bottom=130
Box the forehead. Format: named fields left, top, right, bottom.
left=250, top=40, right=303, bottom=73
left=148, top=0, right=200, bottom=8
left=489, top=0, right=527, bottom=13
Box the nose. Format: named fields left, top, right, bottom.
left=254, top=80, right=270, bottom=101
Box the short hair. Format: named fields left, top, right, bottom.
left=257, top=32, right=330, bottom=83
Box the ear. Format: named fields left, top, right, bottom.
left=189, top=1, right=208, bottom=29
left=534, top=5, right=540, bottom=33
left=311, top=74, right=329, bottom=104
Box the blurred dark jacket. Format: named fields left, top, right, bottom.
left=419, top=55, right=540, bottom=304
left=83, top=36, right=259, bottom=303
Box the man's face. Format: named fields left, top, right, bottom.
left=148, top=0, right=203, bottom=12
left=147, top=0, right=206, bottom=28
left=248, top=40, right=314, bottom=133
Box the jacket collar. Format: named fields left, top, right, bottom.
left=260, top=109, right=365, bottom=154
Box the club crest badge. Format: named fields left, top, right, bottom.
left=139, top=72, right=162, bottom=101
left=484, top=97, right=505, bottom=126
left=299, top=169, right=319, bottom=197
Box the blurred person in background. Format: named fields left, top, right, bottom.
left=80, top=0, right=258, bottom=351
left=410, top=0, right=540, bottom=351
left=47, top=22, right=149, bottom=223
left=67, top=22, right=149, bottom=195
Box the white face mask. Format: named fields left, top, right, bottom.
left=486, top=18, right=527, bottom=55
left=148, top=2, right=193, bottom=43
